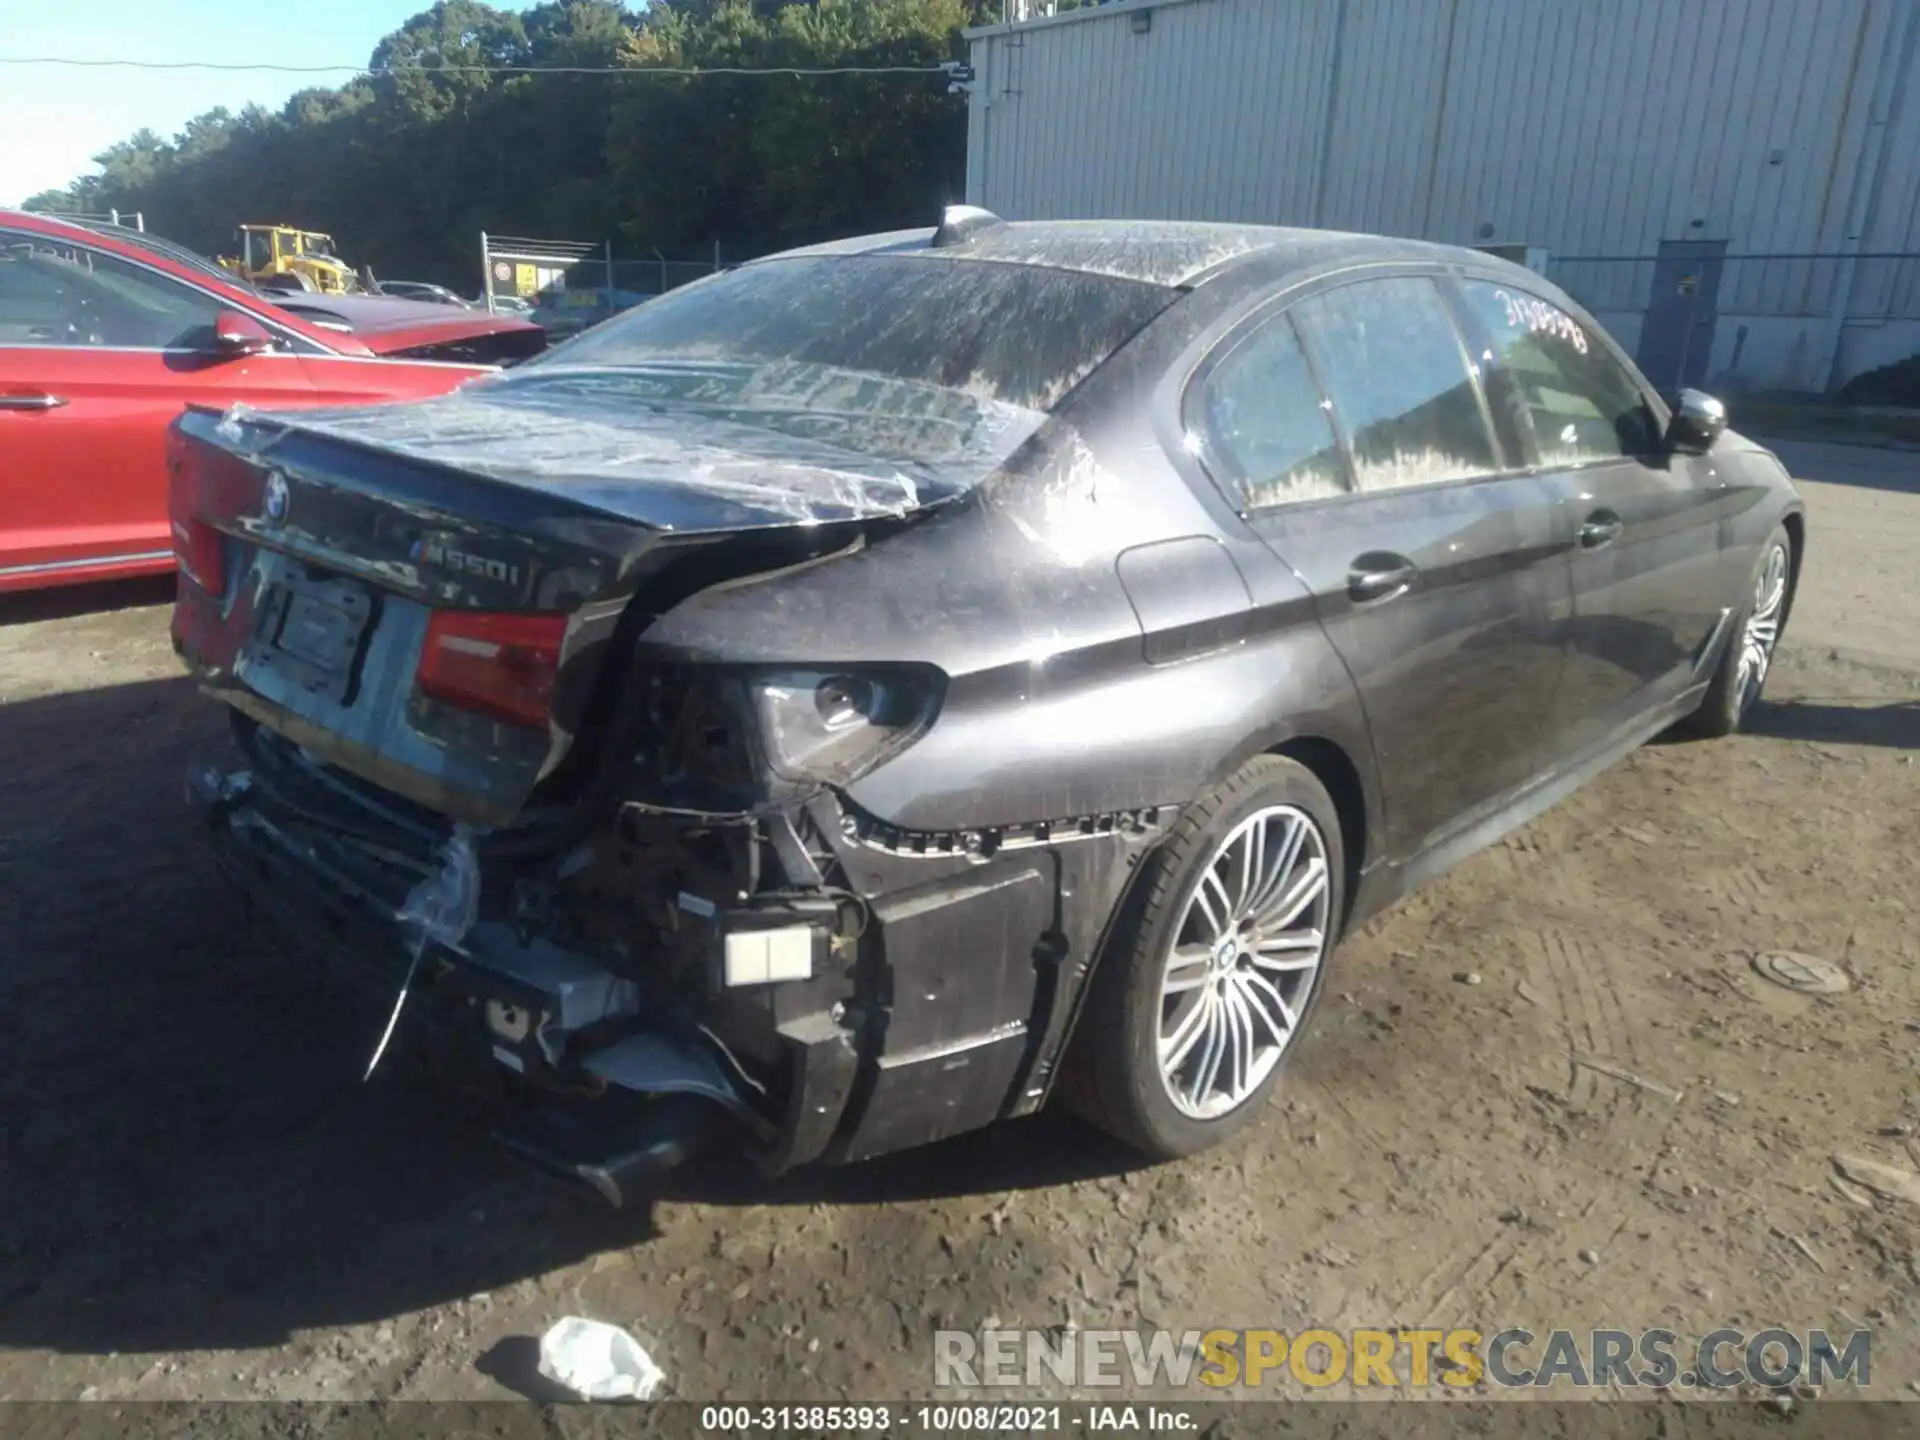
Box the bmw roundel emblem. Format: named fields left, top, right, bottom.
left=263, top=470, right=290, bottom=524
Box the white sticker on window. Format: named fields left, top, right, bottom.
left=1492, top=287, right=1589, bottom=354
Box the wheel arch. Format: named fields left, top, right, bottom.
left=1778, top=506, right=1807, bottom=630
left=1046, top=736, right=1363, bottom=1146
left=1196, top=719, right=1382, bottom=922
left=1265, top=734, right=1369, bottom=938
left=1048, top=727, right=1375, bottom=1089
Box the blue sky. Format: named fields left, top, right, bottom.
left=0, top=0, right=535, bottom=206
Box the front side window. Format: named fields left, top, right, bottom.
left=1192, top=314, right=1347, bottom=509
left=1460, top=279, right=1662, bottom=463
left=1293, top=276, right=1500, bottom=493
left=0, top=233, right=221, bottom=348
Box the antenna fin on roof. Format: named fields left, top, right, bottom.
left=931, top=205, right=1005, bottom=248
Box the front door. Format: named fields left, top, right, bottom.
left=0, top=230, right=318, bottom=582
left=1188, top=272, right=1575, bottom=863
left=1454, top=273, right=1735, bottom=752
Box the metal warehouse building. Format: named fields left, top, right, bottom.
left=962, top=0, right=1920, bottom=397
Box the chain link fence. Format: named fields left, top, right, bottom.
left=480, top=232, right=731, bottom=337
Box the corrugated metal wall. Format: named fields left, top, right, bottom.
left=965, top=0, right=1920, bottom=390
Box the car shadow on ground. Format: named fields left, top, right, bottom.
left=0, top=575, right=175, bottom=627
left=1747, top=696, right=1919, bottom=750
left=0, top=673, right=1138, bottom=1362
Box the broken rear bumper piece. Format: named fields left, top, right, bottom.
left=185, top=750, right=1163, bottom=1204
left=186, top=762, right=852, bottom=1206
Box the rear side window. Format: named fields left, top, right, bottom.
left=1460, top=279, right=1663, bottom=463
left=1194, top=315, right=1348, bottom=508
left=1292, top=276, right=1500, bottom=493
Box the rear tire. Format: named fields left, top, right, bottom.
left=1058, top=756, right=1344, bottom=1160
left=1678, top=524, right=1792, bottom=739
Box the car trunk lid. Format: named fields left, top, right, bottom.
left=169, top=368, right=1045, bottom=828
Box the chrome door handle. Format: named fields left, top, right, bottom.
left=1347, top=557, right=1419, bottom=603
left=0, top=392, right=68, bottom=411
left=1579, top=513, right=1623, bottom=548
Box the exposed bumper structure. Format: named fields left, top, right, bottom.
left=184, top=746, right=1155, bottom=1199
left=185, top=760, right=855, bottom=1200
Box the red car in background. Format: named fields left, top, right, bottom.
left=0, top=209, right=545, bottom=593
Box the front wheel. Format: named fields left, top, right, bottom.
left=1679, top=524, right=1792, bottom=739
left=1058, top=755, right=1343, bottom=1160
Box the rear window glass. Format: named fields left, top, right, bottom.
left=518, top=255, right=1177, bottom=414
left=1195, top=315, right=1348, bottom=508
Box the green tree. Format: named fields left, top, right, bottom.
left=21, top=0, right=975, bottom=291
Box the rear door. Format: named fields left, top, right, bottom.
left=0, top=228, right=319, bottom=583
left=1452, top=274, right=1733, bottom=752
left=1189, top=271, right=1576, bottom=863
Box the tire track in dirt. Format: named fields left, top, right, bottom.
left=1391, top=1230, right=1526, bottom=1333
left=1369, top=927, right=1644, bottom=1334
left=1695, top=862, right=1772, bottom=918
left=1527, top=930, right=1624, bottom=1123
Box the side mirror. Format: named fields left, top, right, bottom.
left=211, top=310, right=276, bottom=357
left=1666, top=388, right=1727, bottom=455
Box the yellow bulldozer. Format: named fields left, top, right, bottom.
left=218, top=224, right=367, bottom=295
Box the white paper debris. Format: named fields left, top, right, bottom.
left=537, top=1316, right=665, bottom=1402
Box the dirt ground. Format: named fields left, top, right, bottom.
left=0, top=436, right=1915, bottom=1412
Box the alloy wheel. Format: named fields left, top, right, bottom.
left=1156, top=804, right=1331, bottom=1120
left=1735, top=541, right=1789, bottom=712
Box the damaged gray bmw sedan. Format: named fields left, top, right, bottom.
left=169, top=208, right=1805, bottom=1203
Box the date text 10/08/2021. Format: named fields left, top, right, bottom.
left=699, top=1407, right=1185, bottom=1432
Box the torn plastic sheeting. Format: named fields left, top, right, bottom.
left=363, top=823, right=482, bottom=1082
left=397, top=821, right=482, bottom=947
left=215, top=401, right=273, bottom=446
left=216, top=361, right=1051, bottom=530
left=581, top=1029, right=755, bottom=1116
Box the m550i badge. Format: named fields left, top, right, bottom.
left=411, top=538, right=523, bottom=586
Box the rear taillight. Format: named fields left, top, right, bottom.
left=167, top=423, right=250, bottom=595
left=416, top=611, right=566, bottom=729
left=170, top=515, right=225, bottom=594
